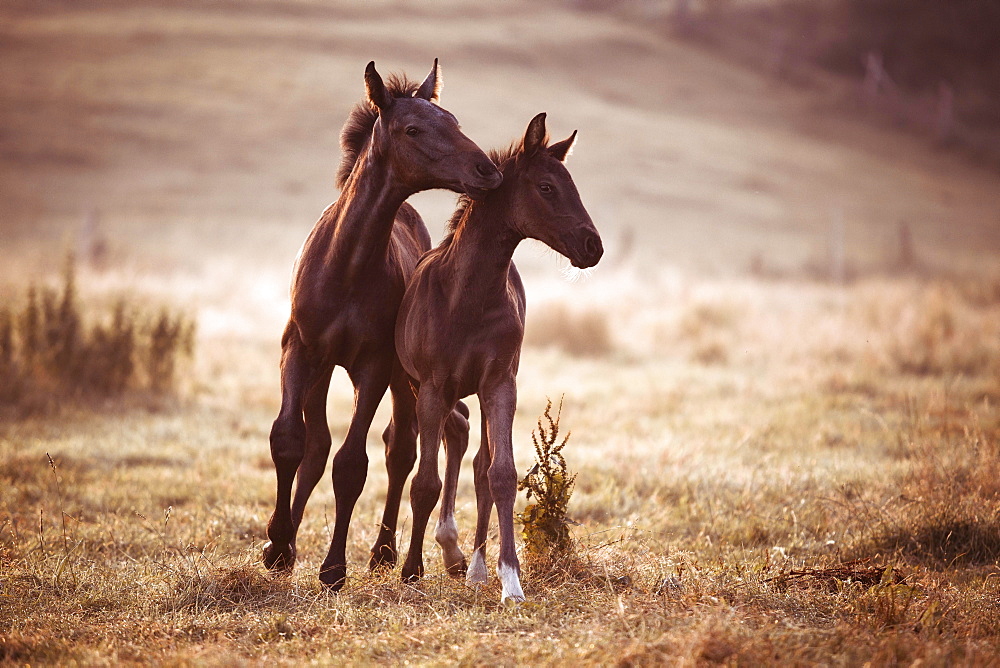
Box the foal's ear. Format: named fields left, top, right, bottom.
left=522, top=112, right=548, bottom=156
left=548, top=130, right=577, bottom=162
left=414, top=58, right=442, bottom=103
left=365, top=61, right=393, bottom=113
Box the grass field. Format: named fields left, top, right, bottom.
left=3, top=1, right=1000, bottom=665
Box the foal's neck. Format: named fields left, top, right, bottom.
left=447, top=193, right=523, bottom=301
left=323, top=147, right=411, bottom=279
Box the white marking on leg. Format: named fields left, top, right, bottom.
left=435, top=515, right=465, bottom=574
left=467, top=548, right=488, bottom=585
left=498, top=561, right=524, bottom=603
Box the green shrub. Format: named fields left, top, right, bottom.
left=1, top=256, right=195, bottom=410
left=517, top=398, right=578, bottom=564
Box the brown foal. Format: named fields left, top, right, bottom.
left=263, top=60, right=501, bottom=590
left=395, top=113, right=603, bottom=602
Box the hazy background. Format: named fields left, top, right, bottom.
left=3, top=1, right=999, bottom=313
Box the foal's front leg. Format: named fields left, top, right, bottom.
left=369, top=366, right=418, bottom=572
left=318, top=361, right=391, bottom=590
left=481, top=376, right=525, bottom=603
left=401, top=386, right=450, bottom=583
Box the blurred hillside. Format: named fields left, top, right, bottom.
left=638, top=0, right=1000, bottom=163
left=1, top=0, right=998, bottom=284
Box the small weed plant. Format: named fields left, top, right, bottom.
left=0, top=255, right=195, bottom=410
left=517, top=398, right=578, bottom=565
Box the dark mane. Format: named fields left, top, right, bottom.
left=335, top=73, right=422, bottom=188
left=445, top=135, right=546, bottom=233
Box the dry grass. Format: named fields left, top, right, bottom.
left=524, top=302, right=615, bottom=358
left=881, top=281, right=1000, bottom=377
left=4, top=274, right=1000, bottom=665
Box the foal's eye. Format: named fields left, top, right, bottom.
left=539, top=183, right=553, bottom=194
left=405, top=126, right=421, bottom=137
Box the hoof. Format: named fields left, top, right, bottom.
left=499, top=562, right=524, bottom=604
left=368, top=542, right=397, bottom=573
left=319, top=563, right=347, bottom=592
left=446, top=557, right=468, bottom=579
left=401, top=561, right=424, bottom=584
left=466, top=550, right=488, bottom=585
left=262, top=541, right=295, bottom=572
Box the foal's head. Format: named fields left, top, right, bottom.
left=344, top=60, right=501, bottom=198
left=502, top=113, right=603, bottom=269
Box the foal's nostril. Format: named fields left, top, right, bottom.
left=584, top=235, right=603, bottom=259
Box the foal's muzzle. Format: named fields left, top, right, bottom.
left=463, top=160, right=503, bottom=200
left=567, top=228, right=603, bottom=269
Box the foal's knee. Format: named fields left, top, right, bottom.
left=270, top=418, right=306, bottom=467
left=473, top=445, right=490, bottom=472
left=305, top=420, right=332, bottom=453
left=387, top=443, right=417, bottom=477
left=444, top=406, right=470, bottom=464
left=410, top=472, right=443, bottom=512
left=332, top=448, right=368, bottom=500
left=488, top=461, right=517, bottom=506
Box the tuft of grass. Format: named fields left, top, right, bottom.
left=883, top=281, right=1000, bottom=376
left=691, top=338, right=730, bottom=366
left=0, top=255, right=195, bottom=412
left=524, top=303, right=613, bottom=357
left=147, top=308, right=196, bottom=392
left=678, top=301, right=740, bottom=340
left=675, top=299, right=740, bottom=366
left=171, top=563, right=287, bottom=613
left=851, top=403, right=1000, bottom=565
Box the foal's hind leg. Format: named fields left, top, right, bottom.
left=318, top=360, right=391, bottom=590
left=435, top=401, right=471, bottom=577
left=264, top=325, right=315, bottom=571
left=289, top=368, right=334, bottom=531
left=467, top=412, right=493, bottom=586
left=369, top=366, right=418, bottom=572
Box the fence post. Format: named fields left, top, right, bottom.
left=767, top=30, right=789, bottom=78
left=862, top=51, right=883, bottom=105
left=897, top=221, right=915, bottom=270
left=672, top=0, right=692, bottom=34
left=78, top=208, right=108, bottom=271
left=936, top=81, right=954, bottom=143
left=829, top=209, right=846, bottom=284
